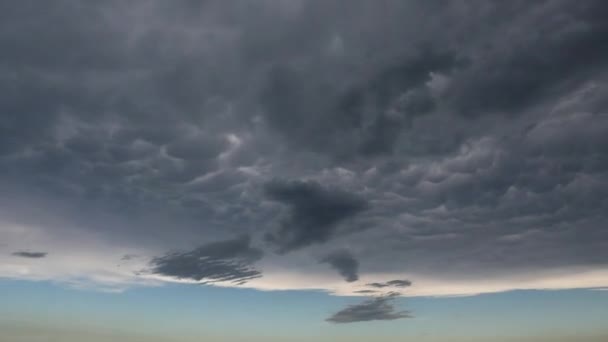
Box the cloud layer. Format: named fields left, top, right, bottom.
left=1, top=0, right=608, bottom=308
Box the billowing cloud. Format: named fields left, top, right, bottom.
left=11, top=251, right=47, bottom=259
left=260, top=48, right=460, bottom=157
left=264, top=179, right=369, bottom=253
left=320, top=250, right=359, bottom=282
left=0, top=0, right=608, bottom=304
left=446, top=1, right=608, bottom=117
left=148, top=236, right=263, bottom=285
left=326, top=293, right=411, bottom=324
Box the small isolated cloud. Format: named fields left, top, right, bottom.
left=121, top=254, right=138, bottom=261
left=148, top=236, right=263, bottom=285
left=367, top=279, right=412, bottom=288
left=326, top=293, right=411, bottom=324
left=387, top=280, right=412, bottom=287
left=12, top=251, right=47, bottom=259
left=264, top=179, right=369, bottom=253
left=320, top=250, right=359, bottom=282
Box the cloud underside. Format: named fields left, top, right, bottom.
left=264, top=179, right=368, bottom=253
left=1, top=0, right=608, bottom=303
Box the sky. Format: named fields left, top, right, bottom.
left=1, top=0, right=608, bottom=341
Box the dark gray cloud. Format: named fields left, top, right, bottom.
left=1, top=0, right=608, bottom=301
left=260, top=49, right=460, bottom=158
left=148, top=236, right=263, bottom=284
left=326, top=293, right=411, bottom=324
left=367, top=280, right=412, bottom=289
left=264, top=180, right=369, bottom=253
left=320, top=250, right=359, bottom=282
left=11, top=251, right=47, bottom=259
left=447, top=1, right=608, bottom=117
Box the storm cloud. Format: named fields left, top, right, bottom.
left=1, top=0, right=608, bottom=305
left=447, top=1, right=608, bottom=117
left=264, top=179, right=369, bottom=253
left=261, top=48, right=460, bottom=157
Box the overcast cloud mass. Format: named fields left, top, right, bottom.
left=1, top=0, right=608, bottom=322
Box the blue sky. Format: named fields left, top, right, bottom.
left=2, top=0, right=608, bottom=340
left=2, top=280, right=608, bottom=341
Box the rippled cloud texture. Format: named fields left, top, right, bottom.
left=1, top=1, right=608, bottom=313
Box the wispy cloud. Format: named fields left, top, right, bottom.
left=326, top=293, right=411, bottom=324
left=367, top=279, right=412, bottom=288
left=12, top=251, right=47, bottom=259
left=148, top=236, right=263, bottom=285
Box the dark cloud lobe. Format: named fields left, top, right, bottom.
left=11, top=251, right=47, bottom=258
left=148, top=236, right=263, bottom=284
left=264, top=180, right=369, bottom=253
left=320, top=250, right=359, bottom=282
left=326, top=293, right=411, bottom=324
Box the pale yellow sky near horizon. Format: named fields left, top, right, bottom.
left=2, top=324, right=608, bottom=342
